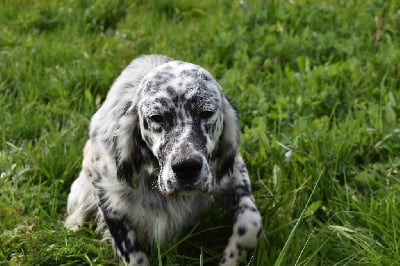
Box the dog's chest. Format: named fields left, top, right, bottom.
left=129, top=186, right=213, bottom=246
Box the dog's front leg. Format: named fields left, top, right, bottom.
left=220, top=155, right=263, bottom=266
left=97, top=193, right=149, bottom=266
left=85, top=140, right=149, bottom=266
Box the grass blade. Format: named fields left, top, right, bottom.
left=274, top=169, right=324, bottom=266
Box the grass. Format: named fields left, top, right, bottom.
left=1, top=0, right=400, bottom=265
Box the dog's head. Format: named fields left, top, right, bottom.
left=115, top=59, right=239, bottom=197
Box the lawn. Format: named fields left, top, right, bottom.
left=1, top=0, right=400, bottom=265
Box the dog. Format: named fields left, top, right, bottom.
left=65, top=55, right=262, bottom=265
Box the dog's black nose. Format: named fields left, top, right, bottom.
left=172, top=155, right=203, bottom=184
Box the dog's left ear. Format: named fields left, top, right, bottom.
left=213, top=94, right=240, bottom=180
left=114, top=108, right=152, bottom=185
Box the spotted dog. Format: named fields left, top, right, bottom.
left=65, top=55, right=262, bottom=265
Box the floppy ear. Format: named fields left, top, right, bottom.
left=114, top=108, right=152, bottom=185
left=213, top=94, right=240, bottom=180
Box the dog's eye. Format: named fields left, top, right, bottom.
left=149, top=114, right=163, bottom=123
left=200, top=110, right=215, bottom=119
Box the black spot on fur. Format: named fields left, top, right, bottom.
left=197, top=81, right=207, bottom=92
left=235, top=184, right=251, bottom=198
left=91, top=129, right=98, bottom=138
left=239, top=165, right=247, bottom=175
left=153, top=126, right=162, bottom=134
left=143, top=81, right=159, bottom=95
left=143, top=119, right=149, bottom=130
left=122, top=101, right=132, bottom=115
left=179, top=68, right=201, bottom=79
left=167, top=180, right=173, bottom=189
left=91, top=169, right=103, bottom=184
left=166, top=86, right=177, bottom=98
left=97, top=190, right=107, bottom=207
left=177, top=109, right=184, bottom=121
left=238, top=226, right=247, bottom=236
left=200, top=72, right=211, bottom=81
left=203, top=122, right=216, bottom=134
left=103, top=216, right=142, bottom=262
left=117, top=160, right=133, bottom=182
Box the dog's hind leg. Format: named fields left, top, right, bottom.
left=65, top=170, right=97, bottom=231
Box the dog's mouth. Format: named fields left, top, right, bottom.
left=161, top=188, right=211, bottom=199
left=157, top=177, right=213, bottom=198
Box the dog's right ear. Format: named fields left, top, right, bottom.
left=114, top=108, right=152, bottom=184
left=213, top=94, right=240, bottom=180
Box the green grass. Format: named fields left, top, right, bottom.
left=1, top=0, right=400, bottom=265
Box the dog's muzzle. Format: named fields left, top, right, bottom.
left=159, top=152, right=213, bottom=198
